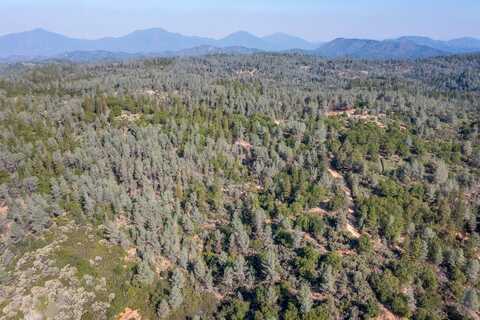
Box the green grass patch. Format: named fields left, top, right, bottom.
left=51, top=225, right=157, bottom=318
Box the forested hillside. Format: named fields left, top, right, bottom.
left=0, top=53, right=479, bottom=320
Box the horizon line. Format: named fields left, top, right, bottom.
left=1, top=27, right=479, bottom=43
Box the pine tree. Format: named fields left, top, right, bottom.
left=299, top=282, right=312, bottom=315
left=464, top=288, right=479, bottom=312
left=261, top=248, right=279, bottom=282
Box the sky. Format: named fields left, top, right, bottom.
left=0, top=0, right=479, bottom=41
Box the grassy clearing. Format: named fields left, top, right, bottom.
left=6, top=218, right=220, bottom=319
left=51, top=225, right=155, bottom=319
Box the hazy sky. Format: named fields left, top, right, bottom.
left=0, top=0, right=479, bottom=41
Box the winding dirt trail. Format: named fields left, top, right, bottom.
left=326, top=162, right=361, bottom=239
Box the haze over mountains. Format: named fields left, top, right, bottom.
left=1, top=28, right=480, bottom=62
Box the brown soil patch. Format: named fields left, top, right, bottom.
left=115, top=215, right=129, bottom=228
left=341, top=186, right=353, bottom=200
left=143, top=89, right=156, bottom=96
left=116, top=111, right=142, bottom=122
left=288, top=288, right=326, bottom=302
left=326, top=109, right=387, bottom=129
left=116, top=308, right=142, bottom=320
left=236, top=69, right=257, bottom=76
left=154, top=255, right=173, bottom=274
left=124, top=247, right=137, bottom=263
left=0, top=206, right=8, bottom=218
left=327, top=168, right=342, bottom=179
left=201, top=218, right=228, bottom=230
left=337, top=248, right=355, bottom=256
left=192, top=234, right=204, bottom=252
left=302, top=233, right=326, bottom=253
left=0, top=205, right=7, bottom=216
left=375, top=306, right=401, bottom=320
left=201, top=222, right=217, bottom=230
left=466, top=183, right=480, bottom=201
left=311, top=291, right=327, bottom=301
left=208, top=289, right=225, bottom=301
left=351, top=113, right=386, bottom=128
left=1, top=221, right=12, bottom=240
left=308, top=207, right=329, bottom=215
left=456, top=232, right=470, bottom=241
left=345, top=223, right=361, bottom=239
left=326, top=109, right=355, bottom=117
left=235, top=139, right=253, bottom=151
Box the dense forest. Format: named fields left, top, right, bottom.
left=0, top=53, right=479, bottom=320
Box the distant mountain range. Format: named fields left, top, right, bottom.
left=314, top=38, right=446, bottom=60
left=0, top=28, right=480, bottom=62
